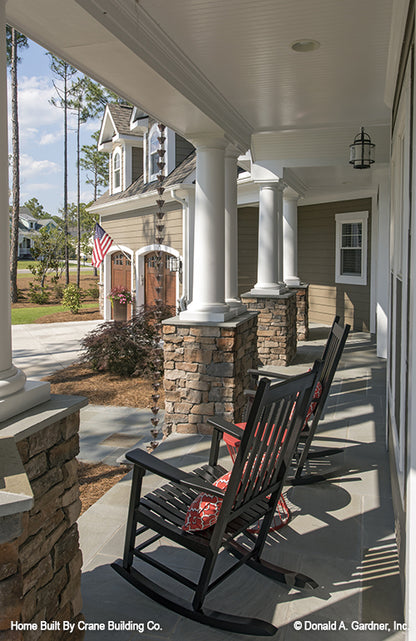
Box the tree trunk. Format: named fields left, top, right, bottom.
left=9, top=29, right=20, bottom=303
left=64, top=65, right=69, bottom=285
left=76, top=105, right=81, bottom=288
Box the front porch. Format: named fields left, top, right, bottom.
left=79, top=328, right=404, bottom=640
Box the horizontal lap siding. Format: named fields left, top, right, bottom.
left=298, top=198, right=371, bottom=331
left=238, top=207, right=258, bottom=295
left=101, top=205, right=183, bottom=255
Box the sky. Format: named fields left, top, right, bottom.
left=7, top=37, right=103, bottom=216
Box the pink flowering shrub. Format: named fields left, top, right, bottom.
left=108, top=286, right=133, bottom=305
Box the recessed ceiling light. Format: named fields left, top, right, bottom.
left=291, top=39, right=320, bottom=52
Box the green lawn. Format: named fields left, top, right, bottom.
left=12, top=302, right=99, bottom=325
left=17, top=260, right=40, bottom=270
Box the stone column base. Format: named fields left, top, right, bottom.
left=287, top=284, right=309, bottom=341
left=0, top=396, right=87, bottom=640
left=241, top=291, right=297, bottom=366
left=162, top=312, right=258, bottom=434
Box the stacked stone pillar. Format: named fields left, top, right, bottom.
left=292, top=284, right=309, bottom=341
left=241, top=292, right=297, bottom=366
left=163, top=313, right=258, bottom=433
left=0, top=399, right=86, bottom=641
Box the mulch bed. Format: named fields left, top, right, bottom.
left=78, top=461, right=132, bottom=515
left=44, top=363, right=164, bottom=408
left=35, top=308, right=102, bottom=323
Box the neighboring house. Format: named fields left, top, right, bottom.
left=14, top=207, right=58, bottom=259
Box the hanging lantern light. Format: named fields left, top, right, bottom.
left=349, top=127, right=375, bottom=169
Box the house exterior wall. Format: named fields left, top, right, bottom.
left=102, top=204, right=183, bottom=256
left=175, top=135, right=194, bottom=167
left=388, top=4, right=414, bottom=626
left=298, top=198, right=372, bottom=331
left=132, top=146, right=143, bottom=182
left=237, top=206, right=258, bottom=296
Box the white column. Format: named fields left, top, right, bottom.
left=374, top=170, right=390, bottom=358
left=180, top=136, right=234, bottom=322
left=283, top=188, right=301, bottom=286
left=276, top=182, right=284, bottom=282
left=225, top=147, right=245, bottom=314
left=0, top=6, right=49, bottom=422
left=250, top=182, right=286, bottom=294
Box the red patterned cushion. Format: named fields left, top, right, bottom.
left=304, top=381, right=323, bottom=424
left=182, top=471, right=231, bottom=533
left=224, top=381, right=323, bottom=456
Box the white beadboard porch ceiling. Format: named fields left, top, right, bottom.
left=139, top=0, right=392, bottom=133
left=6, top=0, right=395, bottom=195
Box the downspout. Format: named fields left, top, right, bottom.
left=170, top=189, right=194, bottom=308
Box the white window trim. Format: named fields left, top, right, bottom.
left=112, top=147, right=122, bottom=194
left=335, top=211, right=368, bottom=286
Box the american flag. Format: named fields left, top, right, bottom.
left=91, top=223, right=113, bottom=268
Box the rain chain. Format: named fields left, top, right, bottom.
left=149, top=123, right=170, bottom=449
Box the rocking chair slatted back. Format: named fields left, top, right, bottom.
left=240, top=316, right=350, bottom=483
left=231, top=375, right=308, bottom=511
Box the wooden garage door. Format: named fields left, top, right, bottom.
left=145, top=252, right=176, bottom=310
left=111, top=252, right=132, bottom=319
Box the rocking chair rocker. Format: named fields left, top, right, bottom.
left=112, top=365, right=321, bottom=636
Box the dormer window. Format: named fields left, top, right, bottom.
left=148, top=124, right=161, bottom=182
left=113, top=148, right=121, bottom=192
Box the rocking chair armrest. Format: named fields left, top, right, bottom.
left=126, top=448, right=225, bottom=498
left=180, top=475, right=225, bottom=497
left=247, top=368, right=290, bottom=381
left=126, top=448, right=188, bottom=484
left=208, top=416, right=245, bottom=440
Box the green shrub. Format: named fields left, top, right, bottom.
left=81, top=304, right=174, bottom=377
left=62, top=284, right=85, bottom=314
left=87, top=284, right=100, bottom=300
left=53, top=283, right=64, bottom=300
left=29, top=283, right=50, bottom=304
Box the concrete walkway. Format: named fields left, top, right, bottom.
left=12, top=320, right=104, bottom=380
left=12, top=320, right=161, bottom=463
left=79, top=330, right=405, bottom=641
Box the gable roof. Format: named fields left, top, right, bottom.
left=99, top=103, right=145, bottom=146
left=107, top=104, right=134, bottom=137
left=92, top=150, right=196, bottom=209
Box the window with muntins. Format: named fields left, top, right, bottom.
left=113, top=149, right=121, bottom=191
left=335, top=211, right=368, bottom=285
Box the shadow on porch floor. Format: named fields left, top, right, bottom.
left=78, top=328, right=404, bottom=640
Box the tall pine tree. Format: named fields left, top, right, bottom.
left=6, top=26, right=28, bottom=302
left=47, top=53, right=77, bottom=285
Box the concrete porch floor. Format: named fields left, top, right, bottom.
left=79, top=327, right=405, bottom=640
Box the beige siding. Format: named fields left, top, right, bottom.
left=102, top=205, right=183, bottom=256
left=238, top=207, right=258, bottom=295
left=298, top=198, right=372, bottom=331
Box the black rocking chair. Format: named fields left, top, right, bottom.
left=112, top=364, right=321, bottom=636
left=245, top=316, right=350, bottom=484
